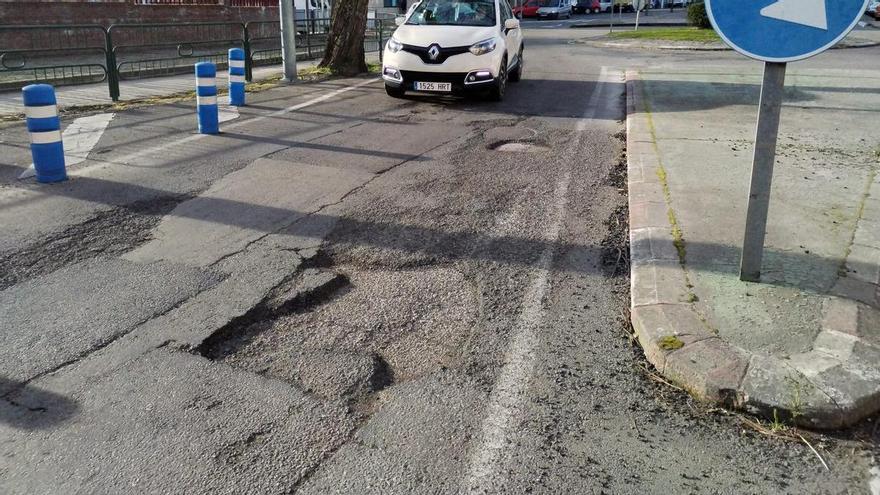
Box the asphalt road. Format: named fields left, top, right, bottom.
left=1, top=24, right=879, bottom=494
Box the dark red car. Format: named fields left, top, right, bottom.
left=513, top=0, right=541, bottom=17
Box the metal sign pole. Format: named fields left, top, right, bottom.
left=739, top=61, right=787, bottom=282
left=279, top=0, right=298, bottom=83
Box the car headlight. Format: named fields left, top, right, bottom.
left=387, top=37, right=402, bottom=53
left=469, top=38, right=496, bottom=56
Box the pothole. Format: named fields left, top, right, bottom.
left=205, top=266, right=480, bottom=405
left=493, top=141, right=551, bottom=153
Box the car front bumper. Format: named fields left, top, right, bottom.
left=382, top=45, right=503, bottom=94
left=382, top=69, right=500, bottom=94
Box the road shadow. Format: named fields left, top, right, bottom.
left=400, top=78, right=626, bottom=120
left=0, top=377, right=79, bottom=430
left=0, top=163, right=876, bottom=303
left=640, top=78, right=880, bottom=113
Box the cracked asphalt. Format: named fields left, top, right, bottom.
left=1, top=25, right=878, bottom=494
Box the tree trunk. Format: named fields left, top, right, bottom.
left=319, top=0, right=370, bottom=76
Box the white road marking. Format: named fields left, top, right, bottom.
left=72, top=77, right=380, bottom=178
left=18, top=113, right=115, bottom=179
left=218, top=103, right=240, bottom=123
left=464, top=67, right=612, bottom=492
left=870, top=464, right=880, bottom=495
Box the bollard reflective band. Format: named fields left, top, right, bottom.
left=197, top=95, right=218, bottom=106
left=25, top=105, right=58, bottom=119
left=229, top=75, right=246, bottom=83
left=29, top=130, right=62, bottom=144
left=229, top=60, right=246, bottom=69
left=197, top=77, right=216, bottom=87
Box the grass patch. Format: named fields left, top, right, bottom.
left=610, top=27, right=720, bottom=43
left=658, top=335, right=684, bottom=351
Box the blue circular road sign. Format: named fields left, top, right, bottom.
left=707, top=0, right=870, bottom=62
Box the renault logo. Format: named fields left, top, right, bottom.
left=427, top=44, right=441, bottom=61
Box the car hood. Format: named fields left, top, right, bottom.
left=392, top=25, right=498, bottom=48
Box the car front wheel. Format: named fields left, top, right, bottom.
left=489, top=59, right=508, bottom=102
left=509, top=49, right=523, bottom=83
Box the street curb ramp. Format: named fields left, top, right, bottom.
left=624, top=70, right=880, bottom=430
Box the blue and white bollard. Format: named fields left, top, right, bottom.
left=23, top=84, right=67, bottom=183
left=228, top=48, right=246, bottom=106
left=195, top=62, right=219, bottom=134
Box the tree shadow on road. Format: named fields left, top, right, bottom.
left=0, top=377, right=79, bottom=430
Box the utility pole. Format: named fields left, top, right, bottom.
left=279, top=0, right=297, bottom=82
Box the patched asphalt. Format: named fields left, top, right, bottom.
left=0, top=24, right=878, bottom=494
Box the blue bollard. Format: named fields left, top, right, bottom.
left=23, top=84, right=67, bottom=183
left=195, top=62, right=219, bottom=134
left=228, top=48, right=246, bottom=107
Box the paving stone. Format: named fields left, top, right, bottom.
left=739, top=355, right=844, bottom=429
left=631, top=260, right=691, bottom=307
left=809, top=361, right=880, bottom=428
left=631, top=303, right=715, bottom=372
left=630, top=227, right=681, bottom=265
left=628, top=180, right=666, bottom=205
left=629, top=201, right=670, bottom=230
left=853, top=219, right=880, bottom=247
left=831, top=276, right=879, bottom=308
left=663, top=337, right=750, bottom=406
left=812, top=330, right=859, bottom=361
left=857, top=304, right=880, bottom=346
left=846, top=243, right=880, bottom=285
left=821, top=297, right=860, bottom=336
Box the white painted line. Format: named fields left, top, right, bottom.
left=197, top=95, right=218, bottom=106
left=218, top=104, right=240, bottom=123
left=19, top=113, right=114, bottom=179
left=870, top=464, right=880, bottom=495
left=71, top=77, right=380, bottom=178
left=464, top=67, right=614, bottom=493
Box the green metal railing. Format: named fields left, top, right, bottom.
left=0, top=17, right=389, bottom=102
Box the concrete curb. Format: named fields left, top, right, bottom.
left=571, top=21, right=688, bottom=28
left=625, top=71, right=880, bottom=429
left=596, top=39, right=880, bottom=52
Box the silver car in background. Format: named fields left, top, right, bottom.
left=536, top=0, right=572, bottom=19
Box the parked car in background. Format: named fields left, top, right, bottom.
left=867, top=0, right=879, bottom=18
left=573, top=0, right=601, bottom=14
left=513, top=0, right=542, bottom=17
left=536, top=0, right=572, bottom=19
left=596, top=0, right=613, bottom=12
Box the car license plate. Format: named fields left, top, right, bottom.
left=414, top=82, right=452, bottom=92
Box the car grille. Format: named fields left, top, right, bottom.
left=399, top=71, right=468, bottom=84
left=401, top=44, right=470, bottom=64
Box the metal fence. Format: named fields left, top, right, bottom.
left=0, top=18, right=389, bottom=101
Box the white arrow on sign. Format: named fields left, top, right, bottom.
left=760, top=0, right=828, bottom=30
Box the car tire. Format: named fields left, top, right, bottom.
left=510, top=49, right=523, bottom=83
left=489, top=58, right=508, bottom=102
left=385, top=84, right=406, bottom=98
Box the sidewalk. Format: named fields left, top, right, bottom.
left=0, top=63, right=309, bottom=116
left=627, top=66, right=880, bottom=428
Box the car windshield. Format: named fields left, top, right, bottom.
left=537, top=0, right=563, bottom=6
left=407, top=0, right=497, bottom=27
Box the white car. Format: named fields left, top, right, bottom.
left=382, top=0, right=524, bottom=101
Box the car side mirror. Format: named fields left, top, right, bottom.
left=504, top=18, right=520, bottom=31
left=395, top=16, right=406, bottom=26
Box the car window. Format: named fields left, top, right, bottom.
left=407, top=0, right=498, bottom=26
left=501, top=0, right=514, bottom=20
